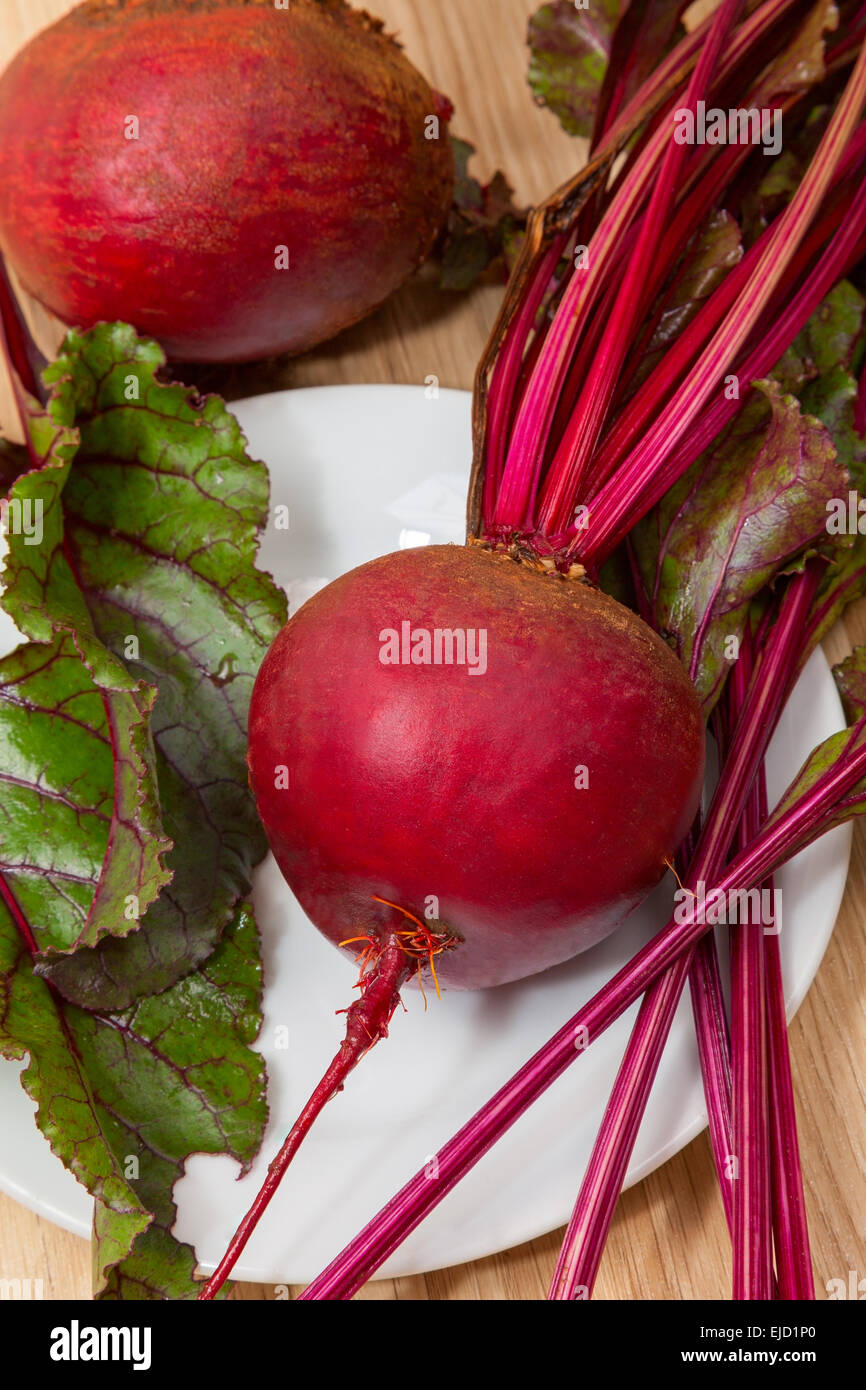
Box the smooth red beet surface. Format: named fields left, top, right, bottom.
left=248, top=545, right=705, bottom=990
left=0, top=0, right=454, bottom=362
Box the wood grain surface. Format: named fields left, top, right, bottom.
left=0, top=0, right=863, bottom=1303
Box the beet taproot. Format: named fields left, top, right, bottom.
left=0, top=0, right=455, bottom=362
left=247, top=544, right=706, bottom=991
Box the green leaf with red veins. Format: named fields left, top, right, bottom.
left=527, top=0, right=620, bottom=139
left=0, top=320, right=278, bottom=1298
left=0, top=894, right=150, bottom=1291
left=795, top=282, right=866, bottom=487
left=833, top=644, right=866, bottom=723
left=796, top=279, right=866, bottom=376
left=84, top=905, right=266, bottom=1300
left=766, top=281, right=866, bottom=656
left=801, top=365, right=866, bottom=485
left=0, top=388, right=173, bottom=959
left=0, top=898, right=266, bottom=1299
left=0, top=632, right=167, bottom=957
left=773, top=278, right=866, bottom=392
left=631, top=379, right=845, bottom=716
left=0, top=323, right=286, bottom=1010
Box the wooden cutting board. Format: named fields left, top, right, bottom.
left=0, top=0, right=863, bottom=1302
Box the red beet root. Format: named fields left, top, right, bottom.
left=0, top=0, right=455, bottom=362
left=248, top=544, right=706, bottom=990
left=197, top=542, right=703, bottom=1298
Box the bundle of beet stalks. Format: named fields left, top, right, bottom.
left=188, top=0, right=866, bottom=1300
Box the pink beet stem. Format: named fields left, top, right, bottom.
left=584, top=144, right=865, bottom=505
left=575, top=43, right=866, bottom=569
left=685, top=641, right=747, bottom=1241
left=687, top=935, right=733, bottom=1225
left=582, top=152, right=866, bottom=543
left=600, top=0, right=798, bottom=153
left=197, top=934, right=412, bottom=1300
left=486, top=0, right=818, bottom=544
left=730, top=695, right=773, bottom=1300
left=547, top=572, right=816, bottom=1298
left=493, top=119, right=671, bottom=529
left=548, top=946, right=695, bottom=1299
left=537, top=0, right=745, bottom=529
left=481, top=235, right=569, bottom=523
left=762, top=761, right=815, bottom=1298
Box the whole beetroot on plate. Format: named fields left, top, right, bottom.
left=0, top=0, right=455, bottom=362
left=248, top=545, right=706, bottom=991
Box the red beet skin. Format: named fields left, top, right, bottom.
left=248, top=545, right=706, bottom=990
left=0, top=0, right=454, bottom=363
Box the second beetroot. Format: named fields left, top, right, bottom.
left=0, top=0, right=455, bottom=362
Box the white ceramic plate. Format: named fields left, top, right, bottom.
left=0, top=386, right=852, bottom=1286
